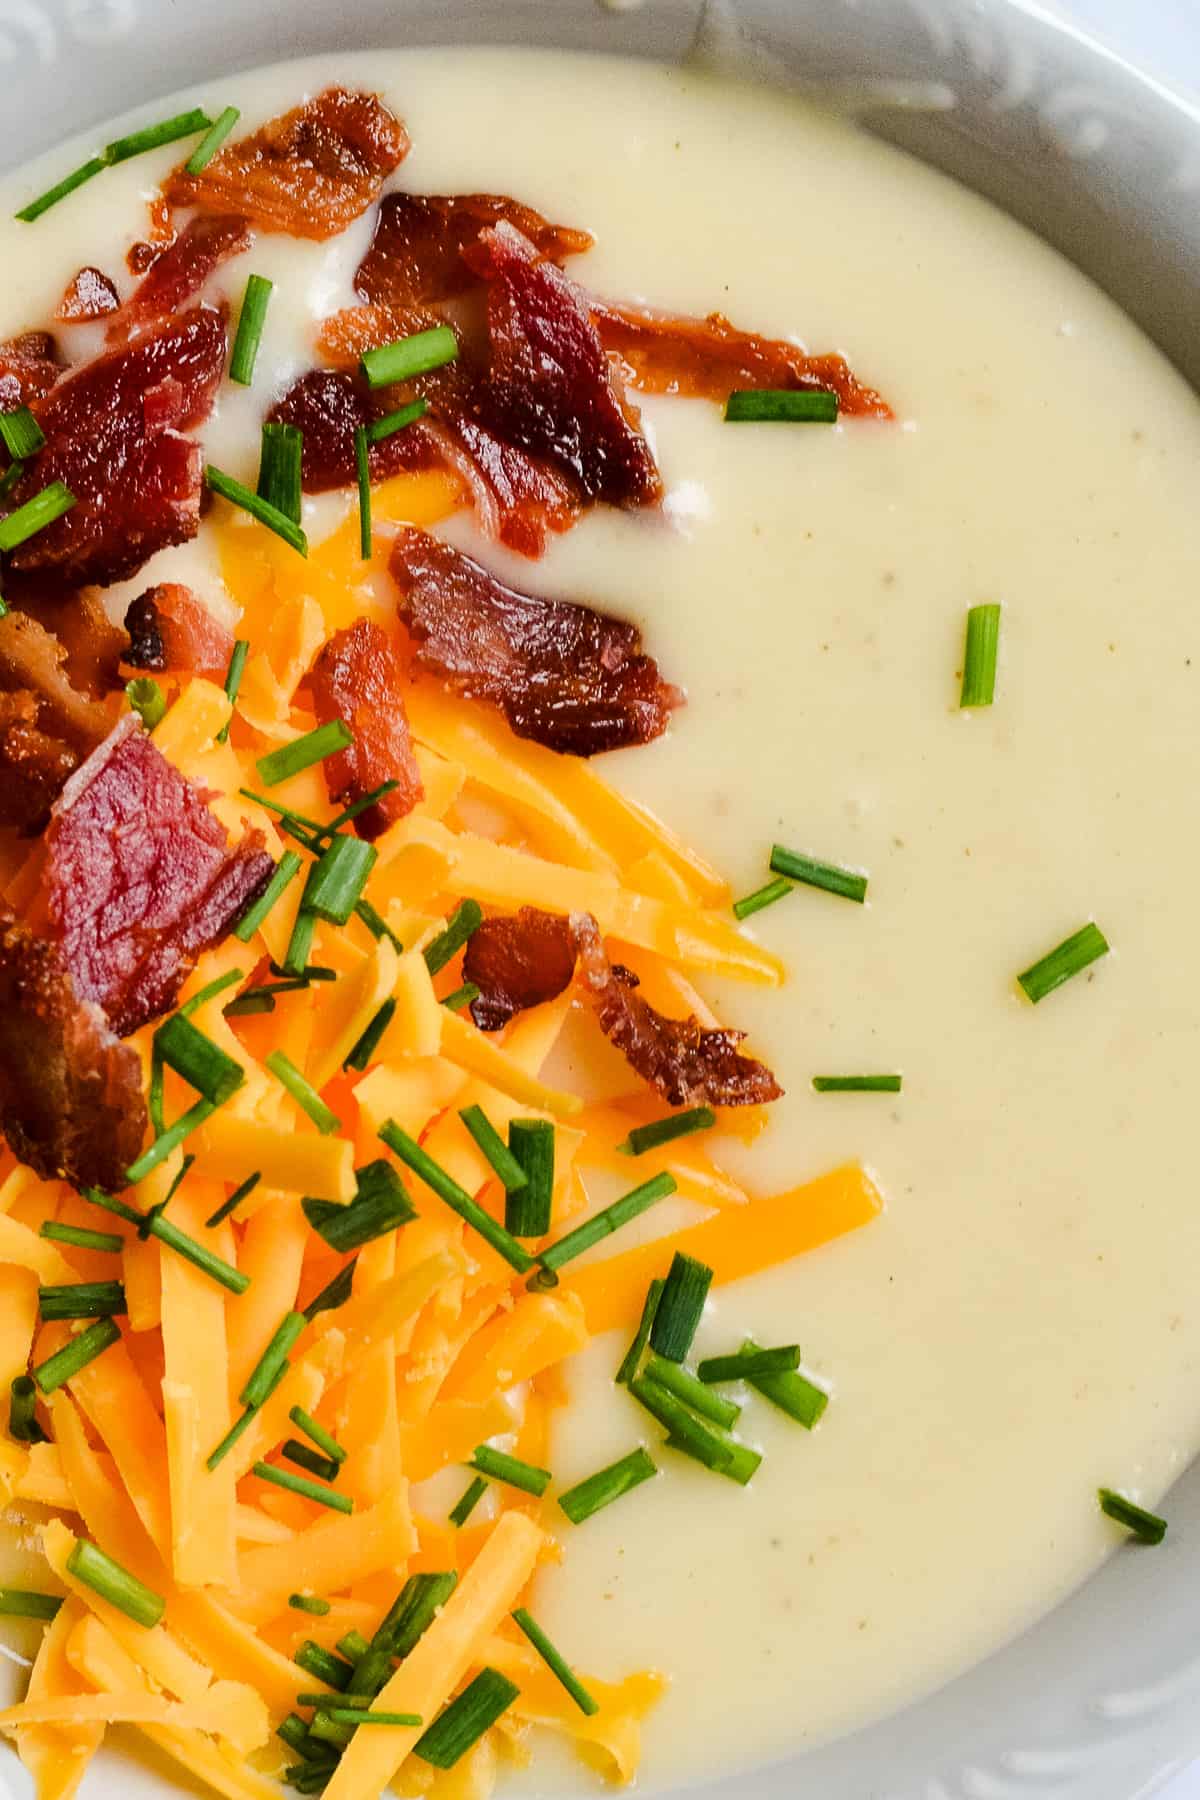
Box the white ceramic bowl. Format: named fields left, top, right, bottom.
left=3, top=4, right=1200, bottom=1798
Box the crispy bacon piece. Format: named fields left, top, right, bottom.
left=465, top=223, right=662, bottom=508
left=0, top=331, right=62, bottom=410
left=8, top=582, right=128, bottom=699
left=592, top=301, right=893, bottom=417
left=0, top=693, right=81, bottom=832
left=112, top=215, right=252, bottom=335
left=266, top=368, right=436, bottom=492
left=0, top=610, right=111, bottom=828
left=6, top=308, right=226, bottom=587
left=308, top=619, right=423, bottom=840
left=165, top=88, right=410, bottom=240
left=57, top=268, right=121, bottom=324
left=572, top=913, right=782, bottom=1108
left=392, top=527, right=682, bottom=756
left=356, top=192, right=593, bottom=307
left=44, top=717, right=272, bottom=1036
left=124, top=583, right=234, bottom=681
left=0, top=905, right=146, bottom=1190
left=463, top=907, right=577, bottom=1032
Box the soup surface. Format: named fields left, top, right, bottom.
left=2, top=45, right=1200, bottom=1799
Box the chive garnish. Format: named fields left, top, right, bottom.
left=615, top=1279, right=665, bottom=1389
left=216, top=638, right=250, bottom=744
left=205, top=465, right=306, bottom=556
left=336, top=1630, right=372, bottom=1665
left=361, top=326, right=459, bottom=391
left=0, top=481, right=76, bottom=553
left=39, top=1282, right=126, bottom=1322
left=641, top=1353, right=739, bottom=1427
left=283, top=1440, right=341, bottom=1484
left=378, top=1121, right=534, bottom=1275
left=8, top=1375, right=46, bottom=1444
left=205, top=1170, right=262, bottom=1230
left=558, top=1448, right=658, bottom=1524
left=205, top=1406, right=257, bottom=1473
left=619, top=1107, right=715, bottom=1157
left=155, top=1013, right=244, bottom=1105
left=280, top=909, right=318, bottom=983
left=532, top=1173, right=677, bottom=1285
left=181, top=967, right=246, bottom=1018
left=739, top=1337, right=828, bottom=1428
left=769, top=844, right=867, bottom=904
left=0, top=407, right=45, bottom=461
left=326, top=1709, right=424, bottom=1728
left=505, top=1119, right=554, bottom=1237
left=82, top=1187, right=143, bottom=1228
left=295, top=1641, right=355, bottom=1690
left=0, top=462, right=25, bottom=503
left=373, top=1571, right=458, bottom=1658
left=355, top=898, right=403, bottom=953
left=66, top=1539, right=165, bottom=1627
left=16, top=157, right=107, bottom=223
left=812, top=1075, right=902, bottom=1093
left=289, top=1593, right=332, bottom=1616
left=367, top=398, right=429, bottom=444
left=258, top=721, right=353, bottom=789
left=354, top=426, right=372, bottom=561
left=1098, top=1487, right=1167, bottom=1545
left=449, top=1476, right=488, bottom=1527
left=423, top=900, right=483, bottom=977
left=459, top=1106, right=528, bottom=1194
left=414, top=1667, right=518, bottom=1770
left=266, top=1050, right=340, bottom=1135
left=148, top=1209, right=251, bottom=1295
left=32, top=1318, right=120, bottom=1394
left=302, top=1160, right=417, bottom=1254
left=511, top=1610, right=599, bottom=1717
left=732, top=877, right=793, bottom=922
left=40, top=1221, right=123, bottom=1254
left=254, top=1460, right=354, bottom=1515
left=303, top=1259, right=357, bottom=1322
left=238, top=790, right=326, bottom=843
left=306, top=835, right=377, bottom=926
left=186, top=105, right=240, bottom=174
left=468, top=1444, right=552, bottom=1498
left=289, top=1408, right=347, bottom=1467
left=258, top=422, right=303, bottom=524
left=343, top=999, right=396, bottom=1074
left=630, top=1374, right=760, bottom=1485
left=323, top=780, right=400, bottom=837
left=1018, top=923, right=1110, bottom=1005
left=440, top=983, right=479, bottom=1013
left=105, top=107, right=212, bottom=165
left=124, top=1096, right=216, bottom=1185
left=725, top=388, right=838, bottom=423
left=961, top=602, right=1001, bottom=708
left=698, top=1344, right=801, bottom=1384
left=0, top=1589, right=61, bottom=1620
left=240, top=1311, right=307, bottom=1408
left=229, top=274, right=274, bottom=387
left=278, top=1714, right=330, bottom=1761
left=234, top=850, right=303, bottom=943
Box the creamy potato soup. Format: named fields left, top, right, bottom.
left=1, top=45, right=1199, bottom=1800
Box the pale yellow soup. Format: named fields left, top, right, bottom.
left=2, top=46, right=1200, bottom=1798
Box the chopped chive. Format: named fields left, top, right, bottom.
left=0, top=407, right=45, bottom=461
left=306, top=835, right=377, bottom=927
left=185, top=105, right=240, bottom=174
left=39, top=1282, right=126, bottom=1322
left=414, top=1667, right=518, bottom=1770
left=468, top=1444, right=551, bottom=1498
left=336, top=1631, right=371, bottom=1665
left=615, top=1279, right=665, bottom=1389
left=362, top=326, right=459, bottom=391
left=698, top=1344, right=801, bottom=1384
left=229, top=274, right=274, bottom=386
left=669, top=1430, right=762, bottom=1487
left=441, top=983, right=479, bottom=1014
left=9, top=1376, right=46, bottom=1444
left=289, top=1408, right=346, bottom=1467
left=740, top=1337, right=828, bottom=1429
left=619, top=1107, right=715, bottom=1157
left=66, top=1539, right=164, bottom=1627
left=0, top=461, right=26, bottom=503
left=354, top=426, right=372, bottom=561
left=241, top=1311, right=307, bottom=1408
left=449, top=1475, right=488, bottom=1527
left=253, top=1460, right=353, bottom=1514
left=343, top=999, right=396, bottom=1073
left=205, top=1406, right=257, bottom=1472
left=237, top=790, right=325, bottom=845
left=1017, top=922, right=1110, bottom=1005
left=144, top=1151, right=194, bottom=1235
left=205, top=1171, right=262, bottom=1230
left=124, top=1096, right=216, bottom=1185
left=323, top=781, right=400, bottom=837
left=511, top=1610, right=599, bottom=1718
left=278, top=1714, right=331, bottom=1761
left=630, top=1374, right=760, bottom=1485
left=257, top=721, right=352, bottom=789
left=280, top=908, right=318, bottom=981
left=295, top=1641, right=355, bottom=1690
left=154, top=1013, right=244, bottom=1104
left=105, top=106, right=211, bottom=165
left=0, top=481, right=76, bottom=553
left=642, top=1353, right=739, bottom=1427
left=40, top=1221, right=123, bottom=1254
left=82, top=1187, right=143, bottom=1228
left=812, top=1074, right=902, bottom=1093
left=367, top=399, right=429, bottom=444
left=505, top=1119, right=554, bottom=1238
left=286, top=1763, right=335, bottom=1794
left=374, top=1571, right=458, bottom=1657
left=459, top=1106, right=528, bottom=1194
left=283, top=1440, right=341, bottom=1483
left=532, top=1173, right=676, bottom=1283
left=181, top=967, right=246, bottom=1018
left=303, top=1160, right=417, bottom=1255
left=16, top=157, right=107, bottom=223
left=1098, top=1487, right=1167, bottom=1545
left=268, top=962, right=337, bottom=984
left=558, top=1448, right=658, bottom=1525
left=423, top=900, right=484, bottom=977
left=289, top=1593, right=332, bottom=1616
left=303, top=1259, right=357, bottom=1321
left=234, top=851, right=303, bottom=943
left=725, top=388, right=838, bottom=423
left=266, top=1050, right=340, bottom=1135
left=769, top=844, right=867, bottom=904
left=150, top=1210, right=250, bottom=1294
left=961, top=602, right=1001, bottom=708
left=0, top=1589, right=61, bottom=1620
left=32, top=1318, right=120, bottom=1394
left=148, top=1040, right=165, bottom=1136
left=258, top=422, right=303, bottom=524
left=216, top=638, right=250, bottom=744
left=379, top=1120, right=534, bottom=1274
left=205, top=465, right=306, bottom=556
left=355, top=898, right=402, bottom=952
left=732, top=877, right=793, bottom=922
left=326, top=1709, right=423, bottom=1727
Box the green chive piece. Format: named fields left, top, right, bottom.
left=322, top=780, right=400, bottom=837
left=440, top=983, right=478, bottom=1013
left=641, top=1353, right=739, bottom=1427
left=303, top=1160, right=417, bottom=1255
left=82, top=1187, right=143, bottom=1228
left=124, top=1096, right=216, bottom=1185
left=205, top=465, right=306, bottom=556
left=0, top=462, right=26, bottom=503
left=374, top=1571, right=459, bottom=1658
left=960, top=602, right=1001, bottom=708
left=343, top=999, right=396, bottom=1074
left=229, top=274, right=274, bottom=386
left=0, top=481, right=76, bottom=553
left=354, top=426, right=372, bottom=561
left=216, top=638, right=250, bottom=744
left=379, top=1120, right=534, bottom=1274
left=257, top=422, right=303, bottom=524
left=769, top=844, right=867, bottom=904
left=698, top=1344, right=801, bottom=1384
left=66, top=1539, right=165, bottom=1626
left=241, top=1312, right=307, bottom=1408
left=205, top=1406, right=257, bottom=1473
left=672, top=1432, right=762, bottom=1487
left=468, top=1444, right=551, bottom=1498
left=334, top=1630, right=371, bottom=1666
left=289, top=1407, right=346, bottom=1467
left=295, top=1641, right=355, bottom=1690
left=558, top=1448, right=658, bottom=1525
left=1018, top=923, right=1110, bottom=1005
left=355, top=898, right=402, bottom=952
left=151, top=1209, right=250, bottom=1294
left=503, top=1119, right=553, bottom=1239
left=0, top=407, right=45, bottom=461
left=362, top=326, right=459, bottom=391
left=278, top=1714, right=330, bottom=1761
left=619, top=1108, right=716, bottom=1157
left=367, top=399, right=429, bottom=444
left=205, top=1171, right=262, bottom=1230
left=40, top=1221, right=123, bottom=1255
left=253, top=1460, right=354, bottom=1514
left=289, top=1593, right=332, bottom=1616
left=258, top=721, right=352, bottom=789
left=39, top=1282, right=126, bottom=1322
left=301, top=1714, right=352, bottom=1751
left=180, top=967, right=246, bottom=1019
left=732, top=877, right=793, bottom=922
left=740, top=1337, right=828, bottom=1429
left=631, top=1374, right=760, bottom=1485
left=280, top=909, right=318, bottom=982
left=511, top=1610, right=599, bottom=1718
left=459, top=1106, right=528, bottom=1196
left=9, top=1376, right=46, bottom=1444
left=235, top=851, right=303, bottom=943
left=266, top=1050, right=340, bottom=1135
left=533, top=1173, right=677, bottom=1283
left=0, top=1589, right=61, bottom=1620
left=16, top=157, right=107, bottom=223
left=154, top=1013, right=244, bottom=1104
left=414, top=1667, right=518, bottom=1770
left=725, top=388, right=838, bottom=423
left=283, top=1440, right=340, bottom=1483
left=449, top=1476, right=488, bottom=1527
left=1098, top=1487, right=1167, bottom=1545
left=105, top=107, right=211, bottom=165
left=303, top=1260, right=357, bottom=1322
left=186, top=105, right=240, bottom=174
left=306, top=836, right=377, bottom=927
left=615, top=1279, right=665, bottom=1389
left=424, top=900, right=484, bottom=977
left=812, top=1074, right=902, bottom=1093
left=326, top=1709, right=424, bottom=1727
left=32, top=1319, right=120, bottom=1394
left=287, top=1761, right=337, bottom=1793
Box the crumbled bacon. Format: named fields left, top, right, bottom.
left=112, top=215, right=252, bottom=336
left=7, top=582, right=128, bottom=700
left=5, top=308, right=226, bottom=587
left=165, top=87, right=410, bottom=240
left=43, top=717, right=272, bottom=1036
left=463, top=907, right=577, bottom=1031
left=266, top=369, right=437, bottom=492
left=0, top=331, right=62, bottom=411
left=592, top=301, right=893, bottom=417
left=0, top=692, right=82, bottom=832
left=0, top=905, right=146, bottom=1190
left=391, top=527, right=683, bottom=756
left=571, top=913, right=782, bottom=1107
left=57, top=268, right=121, bottom=324
left=124, top=583, right=234, bottom=681
left=355, top=192, right=593, bottom=307
left=0, top=610, right=112, bottom=827
left=308, top=619, right=423, bottom=839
